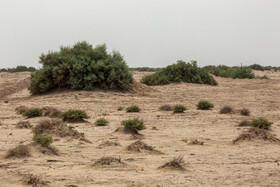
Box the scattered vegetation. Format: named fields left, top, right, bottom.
left=15, top=121, right=32, bottom=129
left=158, top=156, right=186, bottom=171
left=159, top=104, right=173, bottom=111
left=22, top=108, right=43, bottom=118
left=126, top=140, right=163, bottom=154
left=5, top=145, right=30, bottom=159
left=121, top=118, right=146, bottom=132
left=15, top=106, right=28, bottom=114
left=33, top=134, right=53, bottom=145
left=238, top=120, right=250, bottom=127
left=0, top=66, right=36, bottom=73
left=197, top=100, right=214, bottom=110
left=61, top=109, right=89, bottom=122
left=188, top=139, right=204, bottom=145
left=42, top=106, right=62, bottom=118
left=94, top=118, right=109, bottom=126
left=249, top=118, right=272, bottom=130
left=117, top=106, right=124, bottom=111
left=22, top=174, right=47, bottom=187
left=248, top=64, right=280, bottom=71
left=141, top=61, right=217, bottom=86
left=92, top=157, right=125, bottom=167
left=130, top=67, right=162, bottom=72
left=28, top=41, right=133, bottom=94
left=220, top=106, right=233, bottom=114
left=240, top=108, right=250, bottom=116
left=126, top=105, right=141, bottom=112
left=173, top=104, right=187, bottom=113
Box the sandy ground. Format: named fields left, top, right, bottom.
left=0, top=71, right=280, bottom=187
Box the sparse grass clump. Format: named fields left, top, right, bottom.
left=121, top=118, right=146, bottom=131
left=126, top=105, right=141, bottom=113
left=15, top=106, right=28, bottom=114
left=28, top=41, right=133, bottom=94
left=33, top=134, right=53, bottom=145
left=22, top=108, right=43, bottom=118
left=158, top=156, right=186, bottom=171
left=95, top=118, right=109, bottom=126
left=141, top=61, right=217, bottom=86
left=220, top=106, right=233, bottom=114
left=61, top=109, right=89, bottom=122
left=117, top=106, right=124, bottom=111
left=5, top=145, right=30, bottom=159
left=22, top=174, right=47, bottom=187
left=240, top=108, right=250, bottom=116
left=173, top=104, right=187, bottom=113
left=197, top=100, right=214, bottom=110
left=238, top=120, right=250, bottom=127
left=42, top=106, right=62, bottom=118
left=250, top=118, right=272, bottom=130
left=159, top=104, right=173, bottom=111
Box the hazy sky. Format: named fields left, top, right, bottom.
left=0, top=0, right=279, bottom=68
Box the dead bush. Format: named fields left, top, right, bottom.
left=158, top=156, right=186, bottom=171
left=5, top=145, right=31, bottom=159
left=22, top=174, right=47, bottom=187
left=240, top=108, right=250, bottom=116
left=220, top=106, right=233, bottom=114
left=42, top=107, right=62, bottom=118
left=126, top=141, right=163, bottom=154
left=15, top=106, right=28, bottom=114
left=92, top=156, right=125, bottom=167
left=159, top=104, right=173, bottom=111
left=15, top=121, right=32, bottom=129
left=238, top=120, right=250, bottom=127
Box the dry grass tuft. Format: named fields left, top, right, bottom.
left=158, top=156, right=186, bottom=171
left=5, top=145, right=31, bottom=159
left=159, top=104, right=173, bottom=111
left=240, top=108, right=250, bottom=116
left=98, top=141, right=120, bottom=148
left=22, top=174, right=47, bottom=187
left=233, top=127, right=280, bottom=144
left=92, top=156, right=125, bottom=167
left=32, top=142, right=59, bottom=155
left=238, top=120, right=250, bottom=127
left=15, top=106, right=28, bottom=114
left=15, top=121, right=32, bottom=129
left=220, top=106, right=233, bottom=114
left=126, top=141, right=163, bottom=154
left=42, top=106, right=62, bottom=118
left=188, top=139, right=204, bottom=145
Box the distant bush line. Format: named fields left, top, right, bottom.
left=0, top=66, right=36, bottom=73
left=130, top=67, right=163, bottom=72
left=248, top=64, right=280, bottom=71
left=141, top=61, right=218, bottom=86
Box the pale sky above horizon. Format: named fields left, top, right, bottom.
left=0, top=0, right=279, bottom=68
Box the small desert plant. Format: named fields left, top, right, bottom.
left=159, top=104, right=173, bottom=111
left=22, top=108, right=43, bottom=118
left=197, top=100, right=214, bottom=110
left=42, top=106, right=62, bottom=118
left=5, top=145, right=30, bottom=159
left=94, top=118, right=109, bottom=126
left=117, top=106, right=124, bottom=111
left=158, top=155, right=186, bottom=171
left=126, top=105, right=141, bottom=112
left=238, top=120, right=250, bottom=127
left=61, top=109, right=89, bottom=122
left=250, top=118, right=272, bottom=130
left=220, top=106, right=233, bottom=114
left=173, top=104, right=187, bottom=113
left=15, top=106, right=28, bottom=114
left=240, top=108, right=250, bottom=116
left=33, top=134, right=53, bottom=145
left=121, top=118, right=146, bottom=131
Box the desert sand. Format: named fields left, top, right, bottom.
left=0, top=71, right=280, bottom=187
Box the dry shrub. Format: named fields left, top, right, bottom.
left=114, top=126, right=140, bottom=135
left=220, top=106, right=233, bottom=114
left=126, top=141, right=163, bottom=154
left=238, top=120, right=250, bottom=127
left=15, top=121, right=32, bottom=129
left=189, top=139, right=204, bottom=145
left=233, top=127, right=280, bottom=144
left=98, top=141, right=120, bottom=148
left=32, top=142, right=58, bottom=155
left=158, top=156, right=186, bottom=171
left=15, top=106, right=28, bottom=114
left=92, top=156, right=125, bottom=167
left=159, top=104, right=172, bottom=111
left=42, top=107, right=62, bottom=118
left=5, top=145, right=30, bottom=159
left=33, top=119, right=91, bottom=143
left=22, top=174, right=47, bottom=187
left=240, top=108, right=250, bottom=116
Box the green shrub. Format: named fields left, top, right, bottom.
left=159, top=104, right=173, bottom=111
left=141, top=61, right=217, bottom=86
left=94, top=118, right=109, bottom=126
left=130, top=67, right=162, bottom=72
left=126, top=105, right=141, bottom=112
left=173, top=104, right=187, bottom=113
left=117, top=106, right=124, bottom=111
left=204, top=65, right=255, bottom=79
left=197, top=100, right=214, bottom=110
left=22, top=108, right=43, bottom=118
left=256, top=75, right=269, bottom=79
left=28, top=41, right=133, bottom=94
left=61, top=109, right=89, bottom=122
left=250, top=118, right=272, bottom=130
left=220, top=106, right=233, bottom=114
left=121, top=118, right=146, bottom=131
left=33, top=134, right=53, bottom=145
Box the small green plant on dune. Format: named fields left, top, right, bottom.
left=95, top=118, right=109, bottom=126
left=121, top=118, right=146, bottom=131
left=61, top=109, right=89, bottom=122
left=22, top=108, right=43, bottom=118
left=126, top=105, right=141, bottom=113
left=33, top=134, right=53, bottom=145
left=173, top=104, right=187, bottom=113
left=197, top=100, right=214, bottom=110
left=250, top=118, right=272, bottom=130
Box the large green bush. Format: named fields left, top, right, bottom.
left=121, top=118, right=146, bottom=131
left=141, top=61, right=217, bottom=86
left=29, top=41, right=133, bottom=94
left=203, top=65, right=255, bottom=79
